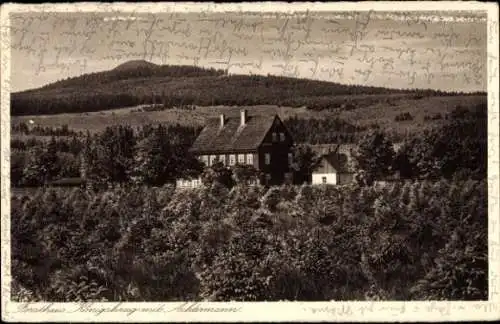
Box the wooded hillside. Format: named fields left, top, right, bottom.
left=11, top=60, right=484, bottom=116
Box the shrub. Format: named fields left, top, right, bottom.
left=10, top=180, right=487, bottom=301
left=394, top=112, right=414, bottom=122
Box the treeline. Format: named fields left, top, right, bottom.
left=396, top=104, right=487, bottom=180
left=11, top=102, right=486, bottom=187
left=10, top=124, right=203, bottom=188
left=11, top=123, right=81, bottom=136
left=354, top=104, right=487, bottom=183
left=283, top=116, right=367, bottom=144
left=11, top=179, right=487, bottom=301
left=38, top=62, right=227, bottom=90
left=82, top=124, right=203, bottom=188
left=11, top=136, right=84, bottom=155
left=11, top=61, right=481, bottom=116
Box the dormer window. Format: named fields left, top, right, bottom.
left=280, top=132, right=285, bottom=142
left=272, top=132, right=277, bottom=142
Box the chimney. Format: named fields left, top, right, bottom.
left=220, top=114, right=225, bottom=128
left=240, top=109, right=247, bottom=126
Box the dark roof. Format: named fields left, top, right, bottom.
left=48, top=177, right=86, bottom=186
left=320, top=152, right=352, bottom=173
left=190, top=114, right=277, bottom=153
left=310, top=143, right=355, bottom=156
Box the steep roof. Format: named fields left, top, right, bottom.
left=319, top=152, right=353, bottom=173
left=190, top=114, right=277, bottom=154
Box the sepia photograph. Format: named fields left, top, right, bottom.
left=1, top=1, right=499, bottom=322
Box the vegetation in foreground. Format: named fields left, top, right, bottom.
left=11, top=179, right=487, bottom=301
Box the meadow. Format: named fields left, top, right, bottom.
left=11, top=95, right=486, bottom=137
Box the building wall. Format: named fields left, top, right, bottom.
left=338, top=173, right=354, bottom=185
left=257, top=118, right=294, bottom=185
left=197, top=152, right=258, bottom=168
left=312, top=172, right=337, bottom=185
left=192, top=116, right=295, bottom=186
left=176, top=177, right=203, bottom=189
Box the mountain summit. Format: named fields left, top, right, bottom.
left=113, top=60, right=159, bottom=72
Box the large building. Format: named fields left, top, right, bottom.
left=177, top=110, right=295, bottom=188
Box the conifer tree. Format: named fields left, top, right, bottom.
left=352, top=130, right=395, bottom=182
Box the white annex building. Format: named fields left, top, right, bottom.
left=312, top=152, right=353, bottom=185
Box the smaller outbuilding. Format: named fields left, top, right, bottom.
left=312, top=150, right=354, bottom=185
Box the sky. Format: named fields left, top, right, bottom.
left=10, top=10, right=487, bottom=93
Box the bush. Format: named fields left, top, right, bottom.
left=11, top=180, right=487, bottom=301
left=394, top=112, right=414, bottom=122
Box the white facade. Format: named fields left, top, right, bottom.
left=176, top=177, right=203, bottom=189
left=312, top=172, right=337, bottom=185
left=246, top=153, right=253, bottom=165
left=237, top=154, right=245, bottom=164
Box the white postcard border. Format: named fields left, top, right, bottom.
left=1, top=2, right=499, bottom=322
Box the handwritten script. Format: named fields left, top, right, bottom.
left=7, top=10, right=488, bottom=92
left=15, top=302, right=242, bottom=316
left=10, top=300, right=500, bottom=319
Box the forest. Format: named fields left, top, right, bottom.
left=11, top=179, right=487, bottom=301
left=9, top=99, right=488, bottom=301
left=10, top=61, right=483, bottom=116
left=10, top=103, right=487, bottom=188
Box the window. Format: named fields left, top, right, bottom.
left=219, top=155, right=226, bottom=165
left=202, top=155, right=209, bottom=166
left=229, top=154, right=236, bottom=166
left=238, top=154, right=245, bottom=164
left=265, top=174, right=271, bottom=184
left=322, top=176, right=327, bottom=184
left=288, top=153, right=293, bottom=166
left=246, top=153, right=253, bottom=165
left=280, top=132, right=285, bottom=142
left=272, top=132, right=277, bottom=142
left=265, top=153, right=271, bottom=165
left=210, top=155, right=217, bottom=166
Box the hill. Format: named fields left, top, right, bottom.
left=10, top=60, right=484, bottom=116
left=112, top=59, right=159, bottom=72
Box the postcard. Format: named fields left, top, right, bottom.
left=1, top=1, right=499, bottom=322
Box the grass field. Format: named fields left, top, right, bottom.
left=11, top=95, right=486, bottom=135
